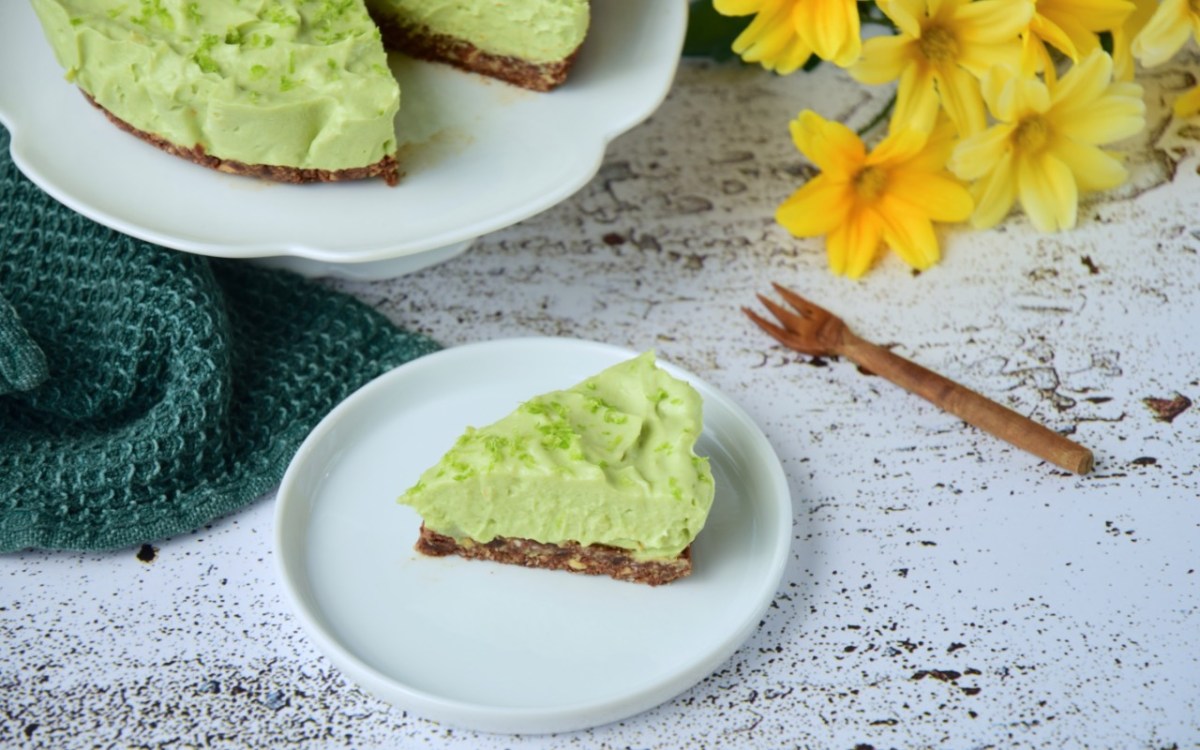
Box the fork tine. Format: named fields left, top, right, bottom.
left=743, top=305, right=824, bottom=355
left=756, top=294, right=809, bottom=333
left=742, top=306, right=797, bottom=348
left=771, top=283, right=828, bottom=319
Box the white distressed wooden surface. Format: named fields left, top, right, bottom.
left=3, top=54, right=1199, bottom=749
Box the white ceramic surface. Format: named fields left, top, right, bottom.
left=0, top=1, right=687, bottom=276
left=273, top=338, right=793, bottom=734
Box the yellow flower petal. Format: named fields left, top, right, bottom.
left=733, top=0, right=790, bottom=52
left=901, top=117, right=960, bottom=170
left=1046, top=55, right=1144, bottom=143
left=1049, top=137, right=1129, bottom=191
left=1044, top=0, right=1136, bottom=31
left=735, top=5, right=815, bottom=74
left=955, top=0, right=1036, bottom=47
left=793, top=0, right=862, bottom=66
left=951, top=123, right=1014, bottom=180
left=1049, top=51, right=1114, bottom=112
left=1132, top=0, right=1194, bottom=67
left=827, top=207, right=885, bottom=278
left=715, top=0, right=763, bottom=14
left=1018, top=152, right=1079, bottom=231
left=1053, top=80, right=1145, bottom=144
left=984, top=66, right=1051, bottom=121
left=1174, top=83, right=1200, bottom=117
left=851, top=34, right=915, bottom=86
left=883, top=0, right=927, bottom=38
left=892, top=66, right=941, bottom=133
left=934, top=65, right=989, bottom=135
left=879, top=197, right=942, bottom=270
left=1020, top=34, right=1058, bottom=80
left=1057, top=23, right=1106, bottom=59
left=789, top=111, right=865, bottom=176
left=1112, top=0, right=1162, bottom=79
left=1024, top=0, right=1134, bottom=71
left=776, top=177, right=854, bottom=237
left=723, top=0, right=818, bottom=73
left=969, top=151, right=1019, bottom=228
left=980, top=65, right=1016, bottom=119
left=956, top=38, right=1029, bottom=80
left=1036, top=0, right=1128, bottom=57
left=870, top=126, right=933, bottom=166
left=714, top=0, right=767, bottom=16
left=888, top=171, right=975, bottom=221
left=733, top=22, right=784, bottom=60
left=775, top=38, right=818, bottom=74
left=1029, top=14, right=1081, bottom=60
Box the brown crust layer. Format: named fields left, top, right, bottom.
left=84, top=93, right=401, bottom=186
left=416, top=524, right=692, bottom=586
left=372, top=17, right=581, bottom=92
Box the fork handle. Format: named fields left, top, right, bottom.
left=838, top=331, right=1094, bottom=474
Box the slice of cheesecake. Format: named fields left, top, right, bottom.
left=399, top=352, right=715, bottom=585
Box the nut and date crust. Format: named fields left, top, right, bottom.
left=416, top=524, right=693, bottom=586
left=83, top=93, right=401, bottom=185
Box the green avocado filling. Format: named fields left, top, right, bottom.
left=399, top=352, right=715, bottom=562
left=31, top=0, right=400, bottom=171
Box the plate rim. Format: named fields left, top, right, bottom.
left=0, top=1, right=688, bottom=265
left=272, top=337, right=794, bottom=734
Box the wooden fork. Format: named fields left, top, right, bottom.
left=744, top=283, right=1094, bottom=475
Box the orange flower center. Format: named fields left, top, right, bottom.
left=1013, top=115, right=1050, bottom=152
left=853, top=165, right=888, bottom=201
left=918, top=26, right=959, bottom=64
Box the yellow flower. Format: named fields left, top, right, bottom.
left=950, top=51, right=1145, bottom=232
left=1132, top=0, right=1200, bottom=67
left=776, top=110, right=974, bottom=277
left=714, top=0, right=861, bottom=71
left=1021, top=0, right=1134, bottom=81
left=851, top=0, right=1034, bottom=135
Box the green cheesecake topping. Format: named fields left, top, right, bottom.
left=399, top=352, right=715, bottom=561
left=31, top=0, right=400, bottom=171
left=366, top=0, right=589, bottom=64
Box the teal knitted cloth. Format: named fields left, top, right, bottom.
left=0, top=127, right=439, bottom=552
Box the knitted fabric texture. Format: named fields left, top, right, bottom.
left=0, top=127, right=440, bottom=552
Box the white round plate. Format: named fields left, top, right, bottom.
left=0, top=2, right=687, bottom=276
left=274, top=338, right=793, bottom=734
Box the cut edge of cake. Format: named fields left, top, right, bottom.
left=372, top=17, right=583, bottom=93
left=415, top=524, right=693, bottom=587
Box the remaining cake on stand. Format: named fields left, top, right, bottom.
left=29, top=0, right=589, bottom=184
